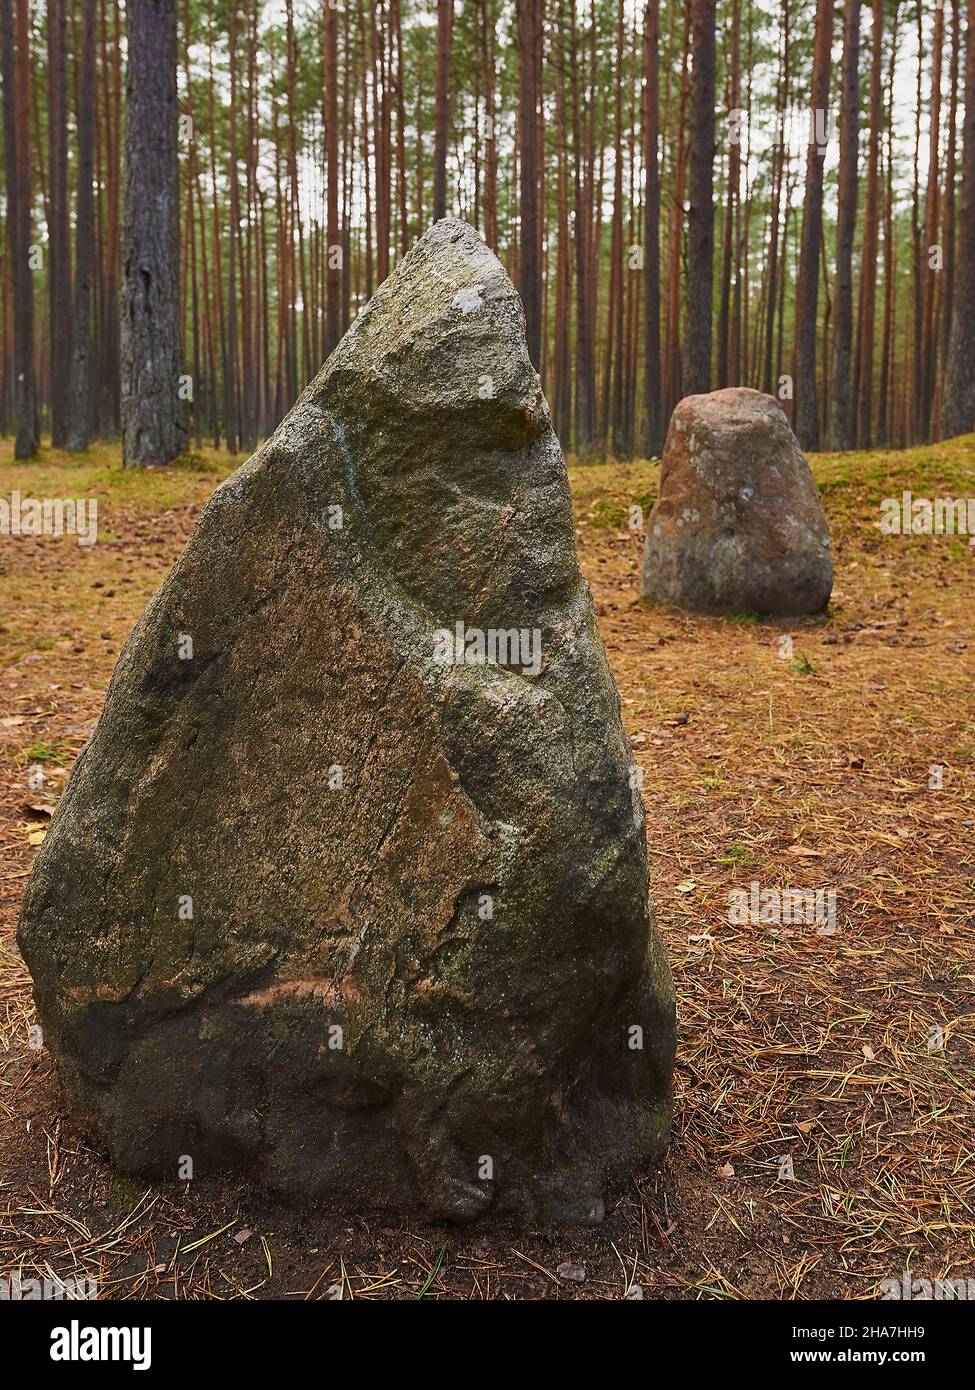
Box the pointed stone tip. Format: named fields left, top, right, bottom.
left=421, top=216, right=491, bottom=255
left=429, top=214, right=482, bottom=235
left=404, top=214, right=507, bottom=287
left=319, top=212, right=528, bottom=401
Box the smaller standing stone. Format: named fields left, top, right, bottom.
left=641, top=388, right=833, bottom=617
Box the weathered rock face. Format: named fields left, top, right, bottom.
left=641, top=388, right=833, bottom=617
left=19, top=218, right=675, bottom=1224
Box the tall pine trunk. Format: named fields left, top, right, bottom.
left=47, top=0, right=71, bottom=447
left=794, top=0, right=833, bottom=449
left=716, top=0, right=741, bottom=390
left=67, top=0, right=96, bottom=450
left=432, top=0, right=452, bottom=221
left=877, top=5, right=899, bottom=445
left=1, top=0, right=36, bottom=457
left=324, top=0, right=340, bottom=353
left=853, top=0, right=883, bottom=447
left=686, top=0, right=716, bottom=397
left=944, top=0, right=975, bottom=436
left=919, top=0, right=944, bottom=439
left=829, top=0, right=860, bottom=449
left=518, top=0, right=542, bottom=368
left=643, top=0, right=662, bottom=454
left=120, top=0, right=184, bottom=467
left=940, top=0, right=961, bottom=379
left=571, top=1, right=596, bottom=449
left=482, top=0, right=498, bottom=248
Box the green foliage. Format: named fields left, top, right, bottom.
left=789, top=650, right=817, bottom=675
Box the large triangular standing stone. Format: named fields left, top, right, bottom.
left=19, top=218, right=675, bottom=1223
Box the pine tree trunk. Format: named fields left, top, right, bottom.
left=47, top=0, right=71, bottom=446
left=552, top=0, right=572, bottom=444
left=605, top=0, right=626, bottom=449
left=102, top=0, right=123, bottom=437
left=762, top=4, right=789, bottom=395
left=665, top=6, right=690, bottom=412
left=853, top=0, right=883, bottom=448
left=432, top=0, right=452, bottom=221
left=1, top=0, right=36, bottom=456
left=391, top=0, right=408, bottom=255
left=686, top=0, right=716, bottom=397
left=414, top=28, right=426, bottom=238
left=206, top=25, right=225, bottom=447
left=225, top=5, right=241, bottom=447
left=794, top=0, right=833, bottom=449
left=919, top=0, right=944, bottom=439
left=240, top=0, right=259, bottom=448
left=877, top=5, right=899, bottom=446
left=359, top=0, right=373, bottom=299
left=371, top=0, right=389, bottom=281
left=716, top=0, right=740, bottom=390
left=180, top=0, right=201, bottom=447
left=120, top=0, right=185, bottom=467
left=483, top=0, right=498, bottom=248
left=571, top=0, right=595, bottom=449
left=944, top=0, right=975, bottom=436
left=518, top=0, right=542, bottom=368
left=324, top=0, right=340, bottom=353
left=941, top=0, right=961, bottom=379
left=829, top=0, right=860, bottom=449
left=642, top=0, right=663, bottom=454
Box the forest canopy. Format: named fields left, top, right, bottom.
left=1, top=0, right=972, bottom=464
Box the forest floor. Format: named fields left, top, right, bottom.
left=0, top=434, right=973, bottom=1300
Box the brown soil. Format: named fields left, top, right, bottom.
left=1, top=437, right=972, bottom=1299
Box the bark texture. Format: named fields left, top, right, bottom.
left=120, top=0, right=185, bottom=467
